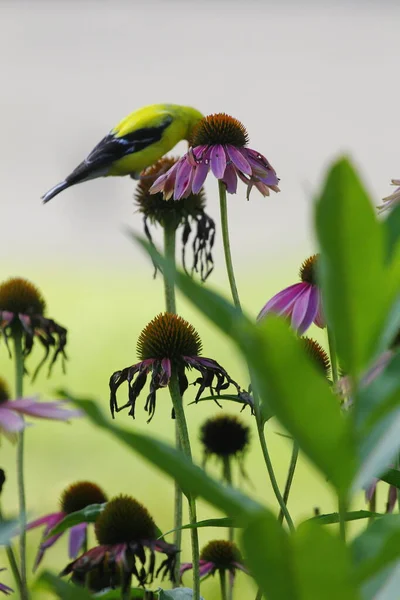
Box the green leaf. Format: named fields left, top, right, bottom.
left=256, top=317, right=355, bottom=494
left=293, top=522, right=360, bottom=600
left=309, top=510, right=381, bottom=525
left=381, top=468, right=400, bottom=489
left=353, top=514, right=400, bottom=582
left=46, top=503, right=105, bottom=539
left=62, top=392, right=264, bottom=523
left=241, top=510, right=296, bottom=600
left=159, top=517, right=235, bottom=538
left=35, top=571, right=148, bottom=599
left=315, top=157, right=389, bottom=377
left=383, top=202, right=400, bottom=262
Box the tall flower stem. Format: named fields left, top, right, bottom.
left=222, top=458, right=234, bottom=600
left=0, top=507, right=22, bottom=595
left=278, top=441, right=299, bottom=525
left=163, top=221, right=183, bottom=584
left=218, top=181, right=241, bottom=311
left=168, top=372, right=200, bottom=600
left=219, top=569, right=228, bottom=600
left=14, top=332, right=28, bottom=600
left=218, top=182, right=294, bottom=531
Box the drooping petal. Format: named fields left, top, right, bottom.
left=192, top=161, right=210, bottom=194
left=160, top=358, right=172, bottom=387
left=222, top=163, right=238, bottom=194
left=226, top=146, right=252, bottom=175
left=0, top=408, right=25, bottom=433
left=0, top=579, right=13, bottom=596
left=257, top=283, right=308, bottom=321
left=199, top=560, right=215, bottom=578
left=291, top=285, right=318, bottom=335
left=26, top=512, right=64, bottom=531
left=210, top=144, right=227, bottom=179
left=174, top=159, right=194, bottom=200
left=387, top=485, right=398, bottom=513
left=34, top=531, right=64, bottom=570
left=69, top=522, right=87, bottom=558
left=314, top=294, right=325, bottom=328
left=179, top=562, right=193, bottom=576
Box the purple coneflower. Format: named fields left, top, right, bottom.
left=27, top=481, right=107, bottom=569
left=0, top=570, right=12, bottom=596
left=0, top=377, right=81, bottom=438
left=257, top=254, right=324, bottom=335
left=136, top=157, right=215, bottom=282
left=181, top=540, right=248, bottom=583
left=61, top=495, right=177, bottom=591
left=0, top=277, right=67, bottom=378
left=109, top=313, right=242, bottom=422
left=378, top=179, right=400, bottom=213
left=150, top=113, right=280, bottom=201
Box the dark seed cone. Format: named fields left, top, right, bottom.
left=302, top=338, right=330, bottom=378
left=95, top=496, right=156, bottom=545
left=200, top=539, right=242, bottom=569
left=61, top=481, right=107, bottom=514
left=299, top=254, right=319, bottom=285
left=137, top=313, right=202, bottom=362
left=200, top=414, right=250, bottom=457
left=190, top=113, right=249, bottom=148
left=0, top=277, right=46, bottom=316
left=0, top=378, right=10, bottom=404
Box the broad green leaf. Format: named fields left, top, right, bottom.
left=62, top=393, right=264, bottom=522
left=383, top=202, right=400, bottom=262
left=309, top=510, right=381, bottom=525
left=159, top=517, right=235, bottom=538
left=46, top=503, right=105, bottom=538
left=36, top=571, right=148, bottom=598
left=353, top=514, right=400, bottom=582
left=361, top=563, right=400, bottom=600
left=315, top=157, right=388, bottom=377
left=256, top=317, right=355, bottom=494
left=381, top=469, right=400, bottom=489
left=133, top=236, right=355, bottom=492
left=159, top=588, right=204, bottom=600
left=241, top=510, right=296, bottom=600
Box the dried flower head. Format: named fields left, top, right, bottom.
left=61, top=495, right=177, bottom=590
left=0, top=277, right=67, bottom=378
left=136, top=158, right=215, bottom=281
left=110, top=313, right=243, bottom=422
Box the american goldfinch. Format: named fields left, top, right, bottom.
left=42, top=103, right=204, bottom=203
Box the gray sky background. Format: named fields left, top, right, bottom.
left=1, top=0, right=398, bottom=273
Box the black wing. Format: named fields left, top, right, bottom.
left=66, top=115, right=174, bottom=185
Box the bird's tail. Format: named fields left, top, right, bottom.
left=41, top=180, right=73, bottom=204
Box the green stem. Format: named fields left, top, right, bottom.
left=0, top=507, right=22, bottom=595
left=121, top=575, right=132, bottom=600
left=168, top=372, right=200, bottom=600
left=218, top=181, right=241, bottom=311
left=163, top=222, right=183, bottom=584
left=327, top=327, right=339, bottom=384
left=222, top=458, right=234, bottom=600
left=14, top=333, right=28, bottom=600
left=219, top=569, right=228, bottom=600
left=218, top=182, right=294, bottom=530
left=368, top=488, right=376, bottom=524
left=255, top=590, right=262, bottom=600
left=278, top=441, right=299, bottom=524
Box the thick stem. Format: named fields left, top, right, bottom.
left=163, top=222, right=183, bottom=583
left=278, top=441, right=299, bottom=524
left=219, top=569, right=228, bottom=600
left=14, top=333, right=28, bottom=600
left=218, top=181, right=241, bottom=311
left=168, top=372, right=200, bottom=600
left=218, top=183, right=294, bottom=530
left=0, top=507, right=22, bottom=595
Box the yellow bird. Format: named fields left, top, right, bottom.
left=42, top=103, right=204, bottom=203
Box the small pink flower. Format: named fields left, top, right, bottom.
left=0, top=570, right=12, bottom=596
left=378, top=179, right=400, bottom=213
left=0, top=377, right=82, bottom=436
left=181, top=540, right=248, bottom=585
left=257, top=254, right=324, bottom=335
left=150, top=113, right=280, bottom=201
left=27, top=481, right=107, bottom=570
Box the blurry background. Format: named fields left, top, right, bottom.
left=0, top=0, right=398, bottom=597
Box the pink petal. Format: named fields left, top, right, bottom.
left=257, top=283, right=308, bottom=321
left=291, top=285, right=318, bottom=335
left=11, top=399, right=83, bottom=421
left=0, top=582, right=13, bottom=595
left=160, top=358, right=172, bottom=386
left=174, top=159, right=194, bottom=200
left=192, top=161, right=210, bottom=194
left=210, top=144, right=227, bottom=179
left=180, top=562, right=193, bottom=576
left=0, top=408, right=25, bottom=433
left=314, top=295, right=325, bottom=328
left=199, top=561, right=214, bottom=577
left=26, top=512, right=64, bottom=531
left=69, top=522, right=87, bottom=558
left=222, top=163, right=238, bottom=194
left=226, top=146, right=252, bottom=175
